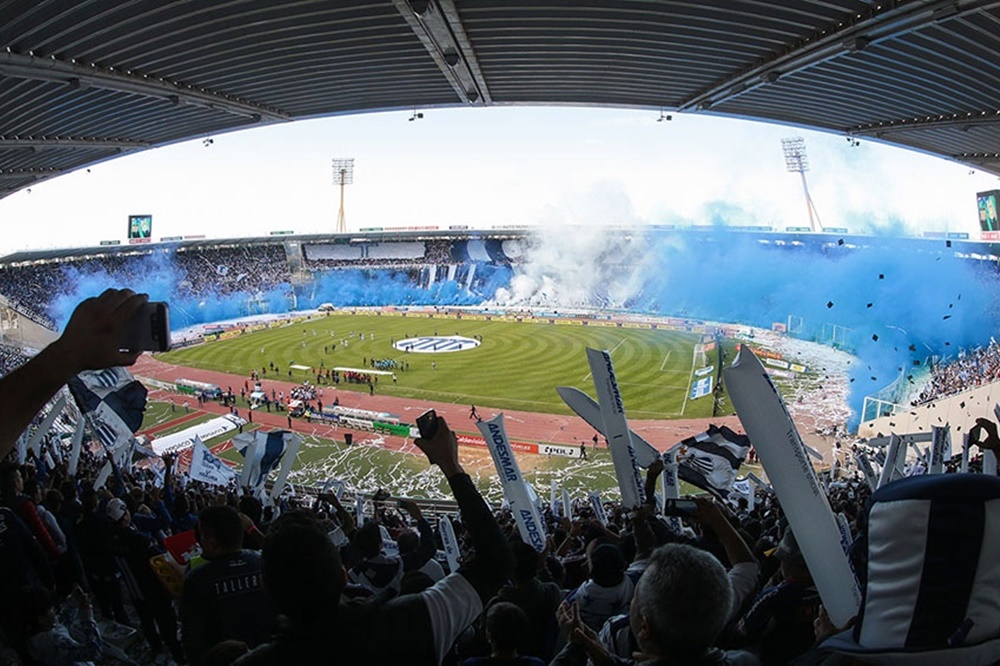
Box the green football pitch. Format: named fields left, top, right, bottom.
left=160, top=312, right=732, bottom=420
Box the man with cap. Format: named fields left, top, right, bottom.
left=106, top=497, right=185, bottom=663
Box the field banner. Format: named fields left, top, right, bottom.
left=586, top=348, right=644, bottom=509
left=456, top=433, right=539, bottom=455
left=477, top=414, right=546, bottom=551
left=694, top=365, right=715, bottom=377
left=539, top=443, right=584, bottom=459
left=689, top=376, right=713, bottom=400
left=725, top=346, right=861, bottom=627
left=151, top=415, right=245, bottom=455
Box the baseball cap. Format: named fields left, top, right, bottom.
left=106, top=498, right=128, bottom=522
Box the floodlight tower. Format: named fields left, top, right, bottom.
left=781, top=137, right=821, bottom=233
left=332, top=157, right=355, bottom=233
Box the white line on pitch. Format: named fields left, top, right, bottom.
left=659, top=350, right=672, bottom=371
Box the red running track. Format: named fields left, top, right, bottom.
left=133, top=354, right=747, bottom=455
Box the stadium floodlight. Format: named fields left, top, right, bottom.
left=782, top=137, right=822, bottom=233
left=332, top=158, right=355, bottom=233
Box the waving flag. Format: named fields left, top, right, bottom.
left=671, top=424, right=750, bottom=498
left=68, top=367, right=147, bottom=449
left=233, top=430, right=300, bottom=494
left=189, top=437, right=237, bottom=486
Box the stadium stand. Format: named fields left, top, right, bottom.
left=4, top=291, right=1000, bottom=665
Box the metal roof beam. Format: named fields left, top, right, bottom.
left=0, top=51, right=289, bottom=122
left=852, top=109, right=1000, bottom=136
left=393, top=0, right=491, bottom=105
left=0, top=137, right=150, bottom=151
left=678, top=0, right=1000, bottom=112
left=0, top=168, right=62, bottom=180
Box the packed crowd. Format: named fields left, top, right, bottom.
left=172, top=247, right=291, bottom=298
left=0, top=245, right=292, bottom=328
left=7, top=409, right=998, bottom=666
left=915, top=339, right=1000, bottom=404
left=2, top=289, right=1000, bottom=666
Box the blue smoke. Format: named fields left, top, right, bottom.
left=46, top=253, right=513, bottom=331
left=42, top=235, right=997, bottom=429
left=637, top=232, right=1000, bottom=424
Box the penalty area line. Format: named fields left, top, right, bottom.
left=679, top=345, right=700, bottom=417
left=581, top=338, right=626, bottom=382
left=659, top=350, right=672, bottom=371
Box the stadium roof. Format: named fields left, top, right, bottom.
left=2, top=0, right=1000, bottom=200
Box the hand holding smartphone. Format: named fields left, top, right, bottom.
left=118, top=301, right=171, bottom=352
left=416, top=409, right=439, bottom=439
left=662, top=498, right=698, bottom=517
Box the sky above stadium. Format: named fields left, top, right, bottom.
left=0, top=106, right=996, bottom=254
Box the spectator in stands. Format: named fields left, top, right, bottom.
left=24, top=585, right=103, bottom=665
left=233, top=417, right=513, bottom=665
left=463, top=602, right=546, bottom=666
left=181, top=505, right=276, bottom=664
left=566, top=542, right=634, bottom=632
left=348, top=520, right=404, bottom=595
left=397, top=498, right=445, bottom=582
left=736, top=529, right=817, bottom=664
left=106, top=497, right=185, bottom=663
left=0, top=503, right=55, bottom=656
left=490, top=540, right=563, bottom=661
left=1, top=465, right=61, bottom=561
left=553, top=543, right=758, bottom=665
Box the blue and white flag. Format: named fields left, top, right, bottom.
left=233, top=429, right=298, bottom=494
left=189, top=436, right=237, bottom=486
left=477, top=414, right=546, bottom=551
left=671, top=424, right=750, bottom=498
left=68, top=367, right=147, bottom=450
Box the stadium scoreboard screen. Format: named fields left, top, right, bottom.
left=128, top=214, right=152, bottom=242
left=977, top=191, right=999, bottom=232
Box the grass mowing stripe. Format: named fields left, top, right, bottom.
left=160, top=314, right=727, bottom=420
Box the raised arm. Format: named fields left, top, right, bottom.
left=0, top=289, right=146, bottom=461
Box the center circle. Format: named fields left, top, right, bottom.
left=393, top=335, right=481, bottom=354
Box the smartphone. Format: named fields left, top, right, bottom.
left=415, top=409, right=439, bottom=439
left=118, top=301, right=171, bottom=352
left=662, top=498, right=698, bottom=517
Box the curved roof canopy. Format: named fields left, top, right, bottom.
left=2, top=0, right=1000, bottom=198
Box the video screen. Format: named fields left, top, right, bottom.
left=128, top=214, right=152, bottom=239
left=977, top=191, right=999, bottom=232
